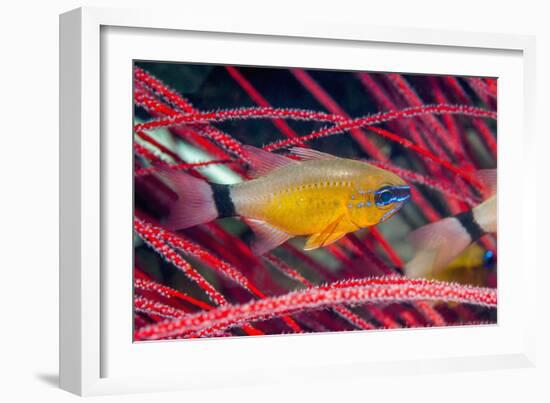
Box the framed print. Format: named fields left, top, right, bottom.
left=59, top=6, right=537, bottom=396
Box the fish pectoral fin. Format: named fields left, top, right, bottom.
left=304, top=215, right=347, bottom=250
left=245, top=219, right=291, bottom=255
left=304, top=231, right=346, bottom=250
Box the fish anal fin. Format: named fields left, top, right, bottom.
left=243, top=145, right=298, bottom=178
left=245, top=218, right=291, bottom=255
left=289, top=147, right=338, bottom=161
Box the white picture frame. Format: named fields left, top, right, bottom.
left=59, top=6, right=537, bottom=396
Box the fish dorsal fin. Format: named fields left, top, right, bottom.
left=289, top=147, right=338, bottom=161
left=476, top=169, right=497, bottom=196
left=304, top=214, right=346, bottom=250
left=243, top=145, right=298, bottom=178
left=245, top=219, right=291, bottom=255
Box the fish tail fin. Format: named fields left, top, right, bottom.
left=405, top=217, right=472, bottom=278
left=157, top=169, right=219, bottom=230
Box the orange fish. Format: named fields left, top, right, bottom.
left=159, top=146, right=410, bottom=255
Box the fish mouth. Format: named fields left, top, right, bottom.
left=392, top=185, right=411, bottom=203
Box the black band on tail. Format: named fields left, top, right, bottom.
left=210, top=184, right=236, bottom=218
left=455, top=210, right=485, bottom=241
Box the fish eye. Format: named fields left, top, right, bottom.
left=375, top=185, right=411, bottom=208
left=483, top=250, right=496, bottom=270
left=376, top=188, right=394, bottom=205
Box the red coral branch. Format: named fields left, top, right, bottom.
left=358, top=73, right=476, bottom=216
left=158, top=228, right=265, bottom=297
left=466, top=77, right=497, bottom=104
left=134, top=295, right=187, bottom=319
left=135, top=104, right=495, bottom=132
left=135, top=130, right=183, bottom=163
left=135, top=104, right=492, bottom=187
left=135, top=277, right=496, bottom=340
left=134, top=86, right=179, bottom=116
left=442, top=76, right=497, bottom=157
left=135, top=68, right=248, bottom=163
left=291, top=68, right=385, bottom=160
left=135, top=160, right=231, bottom=176
left=135, top=218, right=265, bottom=336
left=135, top=217, right=303, bottom=333
left=225, top=66, right=300, bottom=139
left=351, top=126, right=483, bottom=189
left=134, top=277, right=214, bottom=311
left=135, top=67, right=196, bottom=113
left=265, top=255, right=377, bottom=330
left=385, top=74, right=460, bottom=159
left=134, top=217, right=228, bottom=306
left=383, top=74, right=476, bottom=214
left=134, top=142, right=170, bottom=166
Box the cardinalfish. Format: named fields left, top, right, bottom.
left=405, top=169, right=496, bottom=278
left=420, top=243, right=496, bottom=286
left=158, top=146, right=411, bottom=255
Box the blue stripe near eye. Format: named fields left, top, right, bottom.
left=374, top=185, right=411, bottom=206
